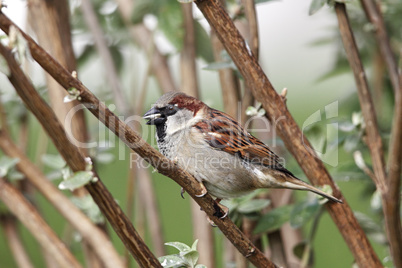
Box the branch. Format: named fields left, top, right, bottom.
left=0, top=42, right=161, bottom=268
left=0, top=131, right=125, bottom=268
left=0, top=14, right=277, bottom=268
left=0, top=178, right=82, bottom=268
left=192, top=0, right=382, bottom=267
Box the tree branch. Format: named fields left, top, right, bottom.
left=192, top=0, right=382, bottom=267
left=0, top=131, right=125, bottom=268
left=0, top=178, right=82, bottom=268
left=0, top=42, right=161, bottom=268
left=0, top=13, right=277, bottom=268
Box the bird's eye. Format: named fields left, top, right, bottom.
left=167, top=105, right=174, bottom=110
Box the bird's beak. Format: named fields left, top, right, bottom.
left=143, top=107, right=162, bottom=125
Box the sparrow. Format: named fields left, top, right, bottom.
left=143, top=92, right=342, bottom=214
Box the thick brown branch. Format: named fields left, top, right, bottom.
left=0, top=132, right=125, bottom=268
left=0, top=42, right=161, bottom=268
left=0, top=14, right=277, bottom=268
left=192, top=0, right=382, bottom=267
left=0, top=178, right=82, bottom=268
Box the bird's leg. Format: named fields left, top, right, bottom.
left=195, top=181, right=208, bottom=197
left=213, top=198, right=229, bottom=219
left=206, top=198, right=229, bottom=227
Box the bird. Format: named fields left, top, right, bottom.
left=143, top=91, right=342, bottom=216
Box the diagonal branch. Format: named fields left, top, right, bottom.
left=192, top=0, right=382, bottom=267
left=0, top=13, right=277, bottom=268
left=0, top=42, right=161, bottom=268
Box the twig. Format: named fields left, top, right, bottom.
left=0, top=214, right=34, bottom=268
left=0, top=13, right=277, bottom=268
left=192, top=1, right=382, bottom=267
left=0, top=131, right=125, bottom=268
left=0, top=178, right=82, bottom=268
left=0, top=42, right=161, bottom=268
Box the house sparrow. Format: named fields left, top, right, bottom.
left=143, top=92, right=342, bottom=211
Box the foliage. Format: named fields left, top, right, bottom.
left=158, top=240, right=206, bottom=268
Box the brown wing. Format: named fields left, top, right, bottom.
left=194, top=109, right=285, bottom=170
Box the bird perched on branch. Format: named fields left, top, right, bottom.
left=144, top=92, right=342, bottom=216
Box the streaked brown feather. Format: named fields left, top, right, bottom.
left=195, top=108, right=285, bottom=170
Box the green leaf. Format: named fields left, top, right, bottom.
left=41, top=154, right=66, bottom=169
left=181, top=250, right=199, bottom=267
left=309, top=0, right=327, bottom=15
left=0, top=156, right=20, bottom=177
left=71, top=195, right=104, bottom=224
left=290, top=200, right=320, bottom=228
left=237, top=199, right=271, bottom=214
left=158, top=255, right=185, bottom=268
left=59, top=171, right=94, bottom=191
left=165, top=241, right=191, bottom=252
left=254, top=205, right=293, bottom=234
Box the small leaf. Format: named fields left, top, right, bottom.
left=158, top=255, right=185, bottom=268
left=165, top=241, right=191, bottom=252
left=0, top=156, right=20, bottom=177
left=41, top=154, right=66, bottom=169
left=237, top=199, right=271, bottom=214
left=71, top=195, right=104, bottom=224
left=309, top=0, right=327, bottom=15
left=181, top=250, right=199, bottom=267
left=254, top=205, right=293, bottom=234
left=190, top=239, right=199, bottom=251
left=59, top=171, right=94, bottom=191
left=290, top=200, right=320, bottom=228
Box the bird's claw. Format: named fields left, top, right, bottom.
left=180, top=187, right=186, bottom=199
left=213, top=201, right=229, bottom=219
left=195, top=182, right=208, bottom=197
